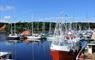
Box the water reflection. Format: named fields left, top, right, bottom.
left=0, top=34, right=52, bottom=60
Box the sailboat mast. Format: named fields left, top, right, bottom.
left=10, top=23, right=13, bottom=34
left=49, top=22, right=52, bottom=34
left=76, top=23, right=78, bottom=30
left=14, top=23, right=16, bottom=34
left=70, top=22, right=72, bottom=30
left=31, top=22, right=33, bottom=34
left=88, top=22, right=90, bottom=30
left=42, top=22, right=45, bottom=33
left=37, top=22, right=39, bottom=32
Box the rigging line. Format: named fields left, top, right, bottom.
left=76, top=42, right=87, bottom=60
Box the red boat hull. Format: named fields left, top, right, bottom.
left=51, top=49, right=78, bottom=60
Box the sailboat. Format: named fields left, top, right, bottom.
left=47, top=22, right=57, bottom=41
left=39, top=22, right=47, bottom=40
left=7, top=23, right=20, bottom=40
left=26, top=22, right=41, bottom=41
left=50, top=21, right=81, bottom=60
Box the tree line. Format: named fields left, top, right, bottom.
left=0, top=22, right=95, bottom=33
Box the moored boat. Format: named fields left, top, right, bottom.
left=7, top=23, right=20, bottom=40
left=50, top=22, right=81, bottom=60
left=0, top=51, right=13, bottom=60
left=50, top=32, right=81, bottom=60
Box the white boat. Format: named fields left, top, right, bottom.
left=47, top=22, right=54, bottom=41
left=25, top=22, right=42, bottom=41
left=26, top=34, right=41, bottom=41
left=7, top=34, right=20, bottom=40
left=0, top=52, right=13, bottom=60
left=7, top=23, right=20, bottom=40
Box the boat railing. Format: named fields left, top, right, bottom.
left=76, top=42, right=87, bottom=60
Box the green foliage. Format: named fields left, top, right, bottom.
left=0, top=22, right=95, bottom=33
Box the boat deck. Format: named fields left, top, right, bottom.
left=84, top=53, right=95, bottom=60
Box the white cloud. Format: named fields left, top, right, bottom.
left=0, top=16, right=11, bottom=23
left=4, top=16, right=11, bottom=19
left=0, top=5, right=14, bottom=11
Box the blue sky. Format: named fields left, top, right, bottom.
left=0, top=0, right=95, bottom=22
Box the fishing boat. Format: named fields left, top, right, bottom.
left=50, top=22, right=82, bottom=60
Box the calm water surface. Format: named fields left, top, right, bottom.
left=0, top=34, right=52, bottom=60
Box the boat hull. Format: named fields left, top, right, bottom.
left=7, top=37, right=20, bottom=40
left=51, top=49, right=78, bottom=60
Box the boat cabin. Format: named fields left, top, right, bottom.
left=87, top=41, right=95, bottom=54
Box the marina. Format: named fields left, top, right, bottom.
left=0, top=0, right=95, bottom=60
left=0, top=22, right=95, bottom=60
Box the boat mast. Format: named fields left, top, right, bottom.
left=88, top=22, right=90, bottom=30
left=79, top=24, right=82, bottom=31
left=10, top=23, right=13, bottom=34
left=69, top=21, right=72, bottom=30
left=31, top=22, right=33, bottom=34
left=76, top=22, right=78, bottom=30
left=63, top=15, right=68, bottom=33
left=42, top=22, right=45, bottom=33
left=37, top=22, right=39, bottom=32
left=37, top=20, right=39, bottom=32
left=49, top=22, right=52, bottom=34
left=14, top=23, right=16, bottom=34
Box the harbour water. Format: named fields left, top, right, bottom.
left=0, top=34, right=52, bottom=60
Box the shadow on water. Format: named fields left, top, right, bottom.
left=0, top=34, right=52, bottom=60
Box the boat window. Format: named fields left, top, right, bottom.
left=53, top=41, right=59, bottom=45
left=60, top=42, right=64, bottom=46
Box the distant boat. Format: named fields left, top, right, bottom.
left=7, top=23, right=20, bottom=40
left=21, top=22, right=42, bottom=42
left=40, top=22, right=47, bottom=40
left=27, top=22, right=41, bottom=41
left=47, top=22, right=54, bottom=41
